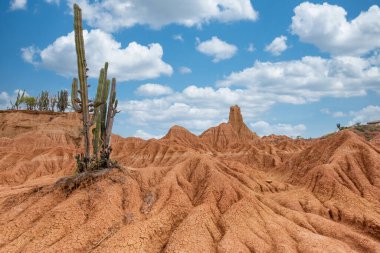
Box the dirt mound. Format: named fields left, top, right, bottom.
left=162, top=125, right=211, bottom=151
left=0, top=108, right=380, bottom=252
left=0, top=111, right=82, bottom=186
left=351, top=124, right=380, bottom=148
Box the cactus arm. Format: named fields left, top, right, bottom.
left=14, top=90, right=25, bottom=110
left=71, top=78, right=82, bottom=112
left=99, top=63, right=109, bottom=144
left=91, top=67, right=106, bottom=157
left=95, top=68, right=105, bottom=108
left=19, top=90, right=25, bottom=109
left=88, top=67, right=105, bottom=125
left=103, top=62, right=108, bottom=80
left=113, top=100, right=120, bottom=115
left=100, top=79, right=110, bottom=143
left=104, top=78, right=119, bottom=147
left=92, top=116, right=101, bottom=157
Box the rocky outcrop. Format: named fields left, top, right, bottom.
left=200, top=105, right=258, bottom=151
left=228, top=104, right=257, bottom=139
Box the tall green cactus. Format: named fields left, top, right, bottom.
left=71, top=4, right=119, bottom=171
left=71, top=4, right=91, bottom=169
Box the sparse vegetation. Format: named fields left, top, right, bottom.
left=334, top=122, right=380, bottom=141
left=7, top=89, right=70, bottom=112
left=352, top=123, right=380, bottom=141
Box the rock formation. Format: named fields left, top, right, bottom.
left=228, top=104, right=257, bottom=139
left=200, top=105, right=258, bottom=151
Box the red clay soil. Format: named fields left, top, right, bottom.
left=0, top=106, right=379, bottom=253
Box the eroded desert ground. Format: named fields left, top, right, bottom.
left=0, top=106, right=380, bottom=252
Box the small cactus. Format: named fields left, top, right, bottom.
left=38, top=91, right=49, bottom=111
left=10, top=90, right=25, bottom=110
left=71, top=4, right=92, bottom=169
left=50, top=96, right=57, bottom=111
left=57, top=90, right=69, bottom=112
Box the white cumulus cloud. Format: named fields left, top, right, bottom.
left=10, top=0, right=27, bottom=10
left=217, top=56, right=380, bottom=102
left=291, top=2, right=380, bottom=56
left=67, top=0, right=258, bottom=32
left=135, top=83, right=173, bottom=97
left=265, top=35, right=287, bottom=56
left=21, top=46, right=40, bottom=65
left=0, top=91, right=11, bottom=109
left=250, top=121, right=306, bottom=137
left=21, top=29, right=172, bottom=81
left=196, top=36, right=238, bottom=62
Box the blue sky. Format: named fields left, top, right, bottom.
left=1, top=0, right=379, bottom=139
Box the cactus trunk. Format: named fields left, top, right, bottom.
left=92, top=67, right=106, bottom=157
left=73, top=4, right=90, bottom=167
